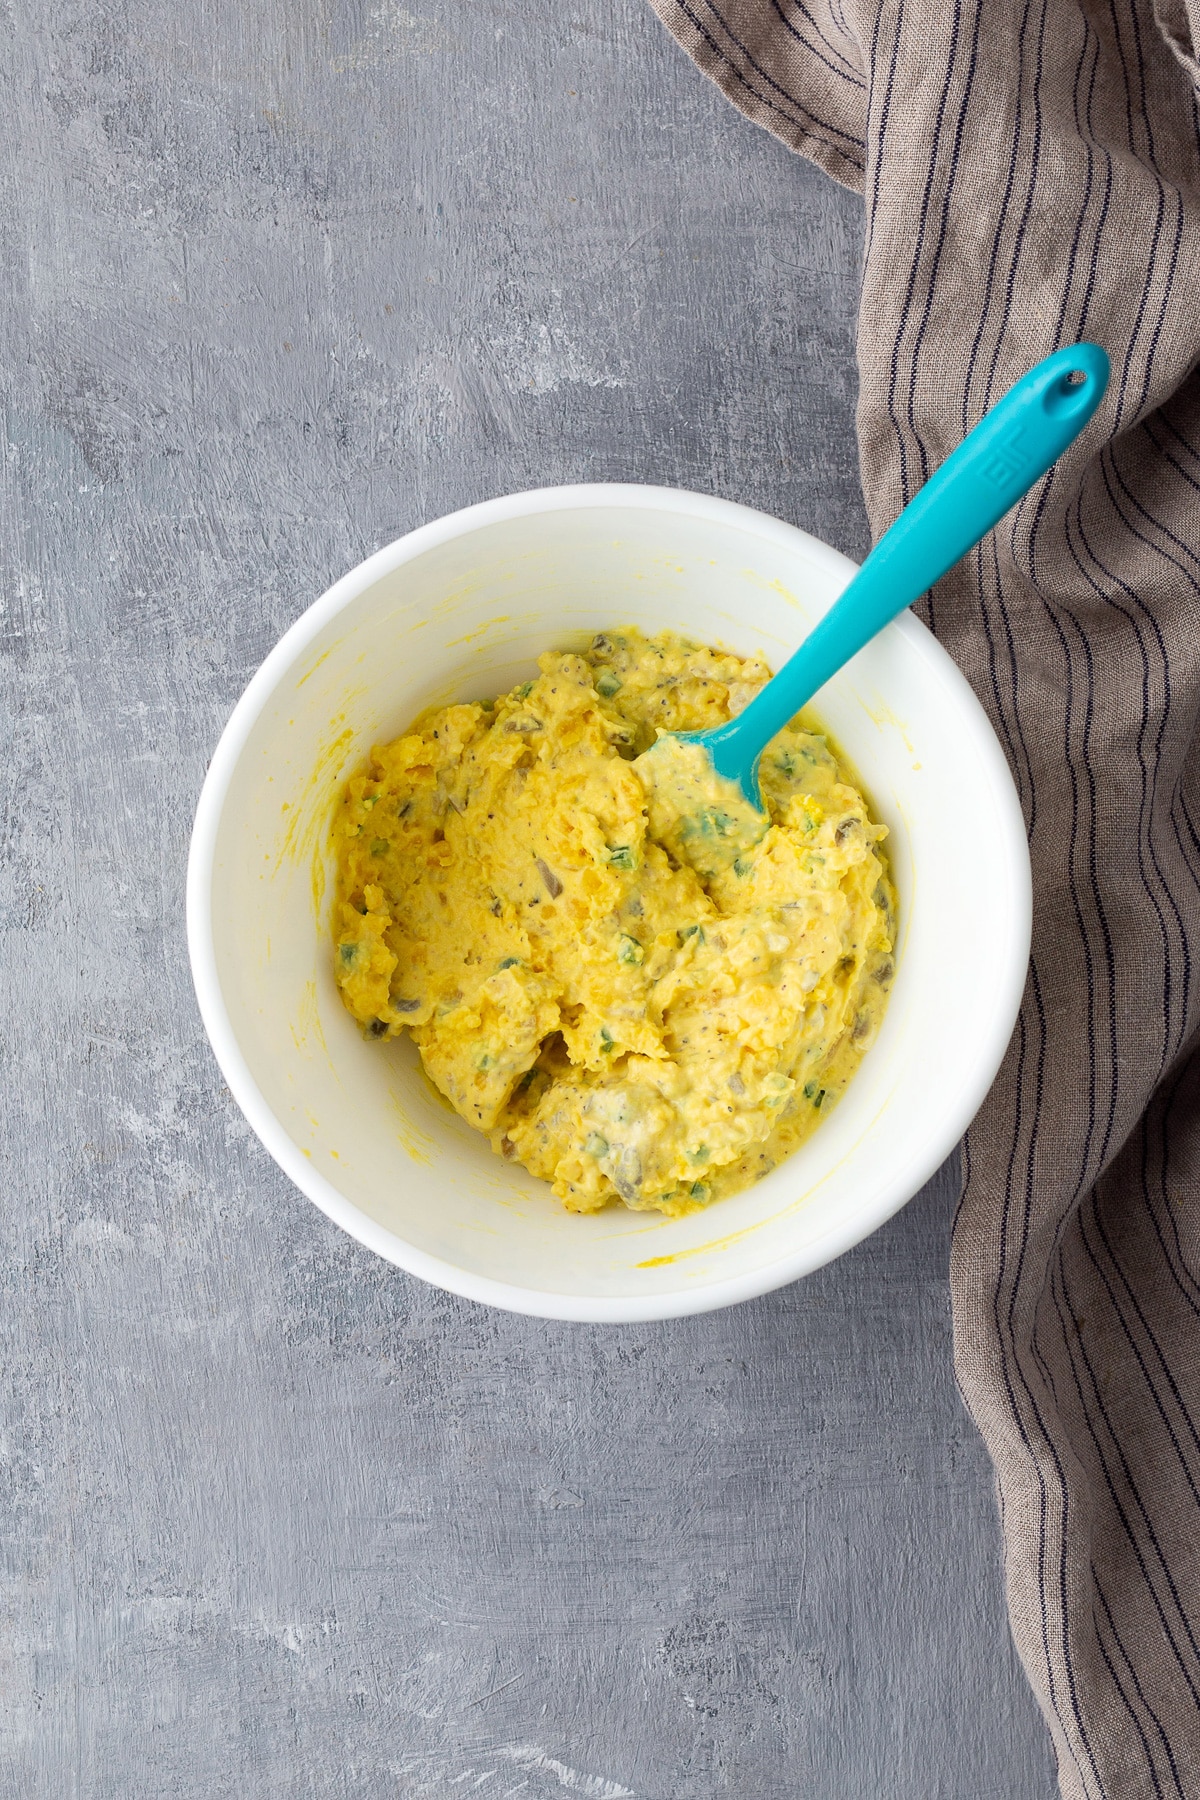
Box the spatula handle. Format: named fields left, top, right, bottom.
left=713, top=342, right=1109, bottom=764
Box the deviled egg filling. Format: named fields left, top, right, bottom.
left=331, top=629, right=896, bottom=1215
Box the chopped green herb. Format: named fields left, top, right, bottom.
left=337, top=942, right=362, bottom=970
left=617, top=934, right=644, bottom=966
left=596, top=670, right=622, bottom=698
left=584, top=1133, right=609, bottom=1158
left=684, top=807, right=734, bottom=841
left=606, top=844, right=635, bottom=870
left=599, top=1027, right=615, bottom=1053
left=370, top=838, right=390, bottom=857
left=477, top=1053, right=495, bottom=1070
left=497, top=956, right=520, bottom=970
left=803, top=1082, right=826, bottom=1108
left=733, top=854, right=752, bottom=877
left=677, top=922, right=706, bottom=946
left=689, top=1181, right=709, bottom=1201
left=689, top=1145, right=710, bottom=1164
left=516, top=680, right=535, bottom=699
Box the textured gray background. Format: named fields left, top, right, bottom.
left=0, top=2, right=1059, bottom=1795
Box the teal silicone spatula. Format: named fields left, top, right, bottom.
left=636, top=343, right=1108, bottom=867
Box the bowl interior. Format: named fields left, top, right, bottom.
left=193, top=490, right=1029, bottom=1318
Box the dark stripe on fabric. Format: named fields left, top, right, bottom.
left=1138, top=1027, right=1200, bottom=1318
left=1132, top=190, right=1185, bottom=421
left=1170, top=798, right=1200, bottom=1000
left=768, top=0, right=866, bottom=88
left=684, top=0, right=868, bottom=152
left=1022, top=968, right=1109, bottom=1796
left=1073, top=19, right=1115, bottom=340
left=1124, top=0, right=1161, bottom=166
left=1094, top=1575, right=1180, bottom=1799
left=1052, top=1254, right=1200, bottom=1699
left=1125, top=1094, right=1200, bottom=1353
left=1167, top=799, right=1200, bottom=988
left=952, top=1124, right=972, bottom=1237
left=1029, top=1299, right=1064, bottom=1410
left=904, top=3, right=984, bottom=492
left=1068, top=501, right=1176, bottom=1069
left=1147, top=1041, right=1200, bottom=1311
left=999, top=971, right=1106, bottom=1794
left=982, top=0, right=1050, bottom=410
left=1112, top=427, right=1200, bottom=579
left=959, top=0, right=1035, bottom=434
left=1147, top=415, right=1200, bottom=498
left=1157, top=407, right=1200, bottom=469
left=1051, top=593, right=1121, bottom=1183
left=970, top=541, right=1028, bottom=814
left=1079, top=1197, right=1200, bottom=1503
left=987, top=529, right=1039, bottom=830
left=881, top=0, right=967, bottom=503
left=1050, top=24, right=1099, bottom=351
left=989, top=1008, right=1080, bottom=1772
left=1025, top=574, right=1104, bottom=1200
left=1094, top=513, right=1195, bottom=1043
left=1105, top=0, right=1141, bottom=158
left=863, top=0, right=905, bottom=272
left=1112, top=177, right=1167, bottom=430
left=1092, top=455, right=1191, bottom=1056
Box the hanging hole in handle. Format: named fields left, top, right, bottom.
left=1042, top=369, right=1094, bottom=416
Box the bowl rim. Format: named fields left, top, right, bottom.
left=186, top=481, right=1031, bottom=1321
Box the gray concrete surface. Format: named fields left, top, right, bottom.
left=0, top=2, right=1059, bottom=1795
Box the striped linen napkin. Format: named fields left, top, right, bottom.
left=647, top=3, right=1200, bottom=1794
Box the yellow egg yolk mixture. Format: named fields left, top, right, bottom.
left=331, top=629, right=896, bottom=1216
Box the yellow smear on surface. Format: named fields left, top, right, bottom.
left=277, top=718, right=355, bottom=878
left=390, top=1092, right=435, bottom=1166
left=274, top=709, right=369, bottom=963
left=447, top=614, right=512, bottom=648
left=740, top=569, right=804, bottom=611
left=296, top=646, right=333, bottom=688
left=289, top=977, right=329, bottom=1057
left=861, top=697, right=915, bottom=757
left=636, top=1216, right=768, bottom=1268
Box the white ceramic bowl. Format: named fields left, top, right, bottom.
left=187, top=484, right=1030, bottom=1321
